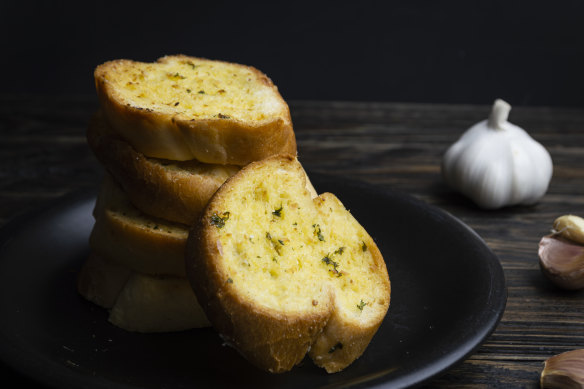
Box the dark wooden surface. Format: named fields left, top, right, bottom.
left=1, top=96, right=583, bottom=387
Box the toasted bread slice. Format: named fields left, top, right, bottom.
left=186, top=155, right=390, bottom=373
left=95, top=55, right=296, bottom=165
left=77, top=252, right=210, bottom=332
left=109, top=273, right=210, bottom=333
left=90, top=175, right=188, bottom=277
left=87, top=110, right=240, bottom=225
left=77, top=252, right=132, bottom=309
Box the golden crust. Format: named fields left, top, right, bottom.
left=77, top=252, right=210, bottom=332
left=87, top=110, right=240, bottom=225
left=94, top=55, right=297, bottom=165
left=90, top=175, right=189, bottom=277
left=109, top=273, right=210, bottom=333
left=76, top=252, right=132, bottom=309
left=186, top=155, right=390, bottom=373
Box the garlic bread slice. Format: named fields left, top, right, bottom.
left=95, top=55, right=296, bottom=165
left=186, top=155, right=390, bottom=373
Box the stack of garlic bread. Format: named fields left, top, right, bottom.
left=80, top=54, right=390, bottom=373
left=79, top=55, right=297, bottom=332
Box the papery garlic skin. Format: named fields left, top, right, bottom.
left=442, top=99, right=553, bottom=209
left=554, top=215, right=584, bottom=245
left=541, top=349, right=584, bottom=388
left=539, top=235, right=584, bottom=290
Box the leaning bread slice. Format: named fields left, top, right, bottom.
left=95, top=55, right=296, bottom=165
left=186, top=155, right=390, bottom=373
left=87, top=110, right=240, bottom=225
left=109, top=273, right=210, bottom=333
left=91, top=175, right=188, bottom=277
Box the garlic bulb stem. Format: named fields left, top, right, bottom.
left=487, top=99, right=512, bottom=130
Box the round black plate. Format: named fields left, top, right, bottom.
left=0, top=175, right=506, bottom=388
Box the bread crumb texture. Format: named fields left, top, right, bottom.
left=215, top=167, right=387, bottom=318
left=98, top=55, right=286, bottom=122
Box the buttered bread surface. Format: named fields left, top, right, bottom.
left=214, top=171, right=387, bottom=314
left=95, top=55, right=296, bottom=164
left=99, top=57, right=286, bottom=121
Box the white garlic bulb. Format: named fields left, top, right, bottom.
left=442, top=99, right=553, bottom=209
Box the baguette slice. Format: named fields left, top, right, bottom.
left=77, top=253, right=210, bottom=332
left=95, top=55, right=296, bottom=165
left=186, top=155, right=390, bottom=373
left=87, top=110, right=240, bottom=225
left=109, top=273, right=210, bottom=333
left=90, top=175, right=188, bottom=277
left=77, top=252, right=132, bottom=309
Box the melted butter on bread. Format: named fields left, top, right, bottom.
left=101, top=56, right=286, bottom=121
left=95, top=55, right=296, bottom=164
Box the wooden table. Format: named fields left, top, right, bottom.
left=1, top=96, right=583, bottom=387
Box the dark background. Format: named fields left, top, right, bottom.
left=1, top=0, right=583, bottom=107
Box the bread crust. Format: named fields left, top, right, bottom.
left=109, top=273, right=210, bottom=333
left=90, top=176, right=189, bottom=277
left=87, top=111, right=240, bottom=225
left=95, top=55, right=297, bottom=165
left=77, top=252, right=210, bottom=332
left=77, top=252, right=132, bottom=309
left=186, top=155, right=390, bottom=373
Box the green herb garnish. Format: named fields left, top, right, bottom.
left=322, top=255, right=339, bottom=271
left=266, top=232, right=283, bottom=255
left=313, top=224, right=325, bottom=241
left=357, top=300, right=367, bottom=311
left=272, top=205, right=283, bottom=217
left=361, top=241, right=368, bottom=251
left=210, top=211, right=230, bottom=228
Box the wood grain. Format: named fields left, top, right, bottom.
left=1, top=96, right=583, bottom=388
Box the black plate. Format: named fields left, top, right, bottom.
left=0, top=174, right=506, bottom=389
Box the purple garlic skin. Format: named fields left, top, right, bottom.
left=541, top=349, right=584, bottom=388
left=539, top=235, right=584, bottom=290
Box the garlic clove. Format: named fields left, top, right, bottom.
left=553, top=215, right=584, bottom=245
left=539, top=235, right=584, bottom=290
left=541, top=349, right=584, bottom=388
